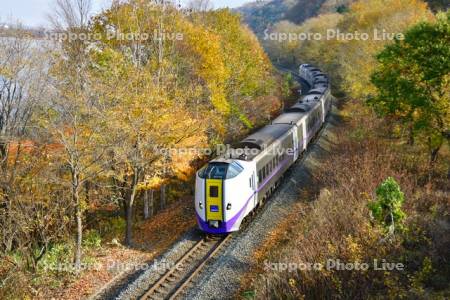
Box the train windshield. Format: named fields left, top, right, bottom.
left=198, top=161, right=244, bottom=179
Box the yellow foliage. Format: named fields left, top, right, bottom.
left=175, top=17, right=231, bottom=115
left=337, top=0, right=433, bottom=98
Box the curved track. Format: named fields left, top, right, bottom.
left=90, top=65, right=322, bottom=300
left=139, top=235, right=232, bottom=300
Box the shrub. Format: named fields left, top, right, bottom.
left=368, top=177, right=406, bottom=234
left=83, top=229, right=102, bottom=249
left=37, top=243, right=73, bottom=275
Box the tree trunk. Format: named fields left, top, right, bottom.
left=149, top=189, right=154, bottom=217
left=125, top=200, right=133, bottom=246
left=84, top=180, right=90, bottom=204
left=73, top=172, right=82, bottom=272
left=157, top=2, right=165, bottom=87
left=125, top=171, right=139, bottom=246
left=144, top=190, right=149, bottom=219
left=144, top=189, right=154, bottom=219
left=430, top=146, right=441, bottom=164
left=160, top=185, right=166, bottom=210
left=408, top=125, right=414, bottom=145
left=428, top=137, right=442, bottom=165
left=0, top=142, right=7, bottom=170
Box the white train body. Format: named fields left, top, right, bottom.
left=195, top=64, right=332, bottom=234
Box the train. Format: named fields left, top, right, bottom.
left=195, top=64, right=332, bottom=234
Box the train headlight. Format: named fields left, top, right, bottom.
left=199, top=202, right=203, bottom=209
left=226, top=203, right=232, bottom=210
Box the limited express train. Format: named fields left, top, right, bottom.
left=195, top=64, right=332, bottom=234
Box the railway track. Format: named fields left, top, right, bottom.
left=92, top=65, right=325, bottom=300
left=139, top=234, right=232, bottom=300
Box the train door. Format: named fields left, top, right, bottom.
left=298, top=124, right=304, bottom=152
left=205, top=179, right=223, bottom=222
left=302, top=121, right=308, bottom=150
left=292, top=127, right=299, bottom=160
left=321, top=98, right=326, bottom=122
left=251, top=171, right=257, bottom=209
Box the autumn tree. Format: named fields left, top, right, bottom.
left=335, top=0, right=433, bottom=99
left=369, top=12, right=449, bottom=163
left=89, top=1, right=204, bottom=245
left=191, top=9, right=280, bottom=137
left=47, top=0, right=110, bottom=271
left=0, top=25, right=71, bottom=289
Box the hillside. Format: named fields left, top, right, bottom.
left=236, top=0, right=355, bottom=34
left=236, top=0, right=446, bottom=35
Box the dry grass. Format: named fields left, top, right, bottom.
left=240, top=100, right=450, bottom=299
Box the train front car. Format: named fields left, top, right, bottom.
left=195, top=159, right=256, bottom=234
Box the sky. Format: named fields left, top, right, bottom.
left=0, top=0, right=252, bottom=27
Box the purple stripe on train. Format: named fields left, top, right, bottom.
left=197, top=115, right=328, bottom=234
left=197, top=156, right=292, bottom=234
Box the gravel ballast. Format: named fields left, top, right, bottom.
left=97, top=73, right=339, bottom=300
left=182, top=107, right=340, bottom=300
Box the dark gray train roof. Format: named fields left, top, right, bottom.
left=272, top=112, right=305, bottom=125
left=314, top=79, right=329, bottom=84
left=314, top=79, right=328, bottom=84
left=308, top=86, right=328, bottom=93
left=313, top=72, right=327, bottom=78
left=285, top=102, right=318, bottom=113
left=301, top=64, right=316, bottom=70
left=312, top=83, right=329, bottom=90
left=300, top=94, right=322, bottom=103
left=314, top=79, right=329, bottom=85
left=234, top=124, right=293, bottom=151
left=314, top=74, right=328, bottom=79
left=228, top=124, right=294, bottom=161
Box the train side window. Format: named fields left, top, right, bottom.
left=249, top=178, right=252, bottom=188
